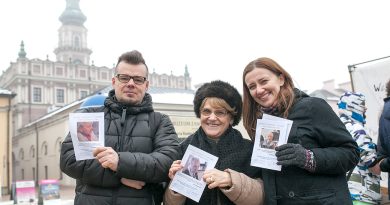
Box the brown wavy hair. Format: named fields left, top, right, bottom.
left=242, top=57, right=295, bottom=140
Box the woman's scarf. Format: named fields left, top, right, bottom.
left=180, top=126, right=259, bottom=205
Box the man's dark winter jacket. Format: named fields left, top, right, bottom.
left=60, top=90, right=180, bottom=205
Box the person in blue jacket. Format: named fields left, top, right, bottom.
left=371, top=79, right=390, bottom=202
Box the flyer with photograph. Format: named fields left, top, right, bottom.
left=251, top=115, right=292, bottom=171
left=169, top=145, right=218, bottom=202
left=69, top=112, right=105, bottom=160
left=262, top=114, right=293, bottom=138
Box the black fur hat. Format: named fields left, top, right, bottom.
left=193, top=80, right=242, bottom=126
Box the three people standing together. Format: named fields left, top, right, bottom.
left=61, top=51, right=366, bottom=205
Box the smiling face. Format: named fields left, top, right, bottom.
left=244, top=67, right=285, bottom=108
left=112, top=61, right=149, bottom=105
left=200, top=99, right=232, bottom=139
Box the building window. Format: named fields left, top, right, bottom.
left=3, top=156, right=5, bottom=168
left=33, top=87, right=42, bottom=103
left=32, top=167, right=36, bottom=181
left=33, top=65, right=41, bottom=74
left=74, top=36, right=80, bottom=48
left=179, top=80, right=184, bottom=88
left=21, top=169, right=24, bottom=180
left=56, top=67, right=64, bottom=76
left=29, top=146, right=35, bottom=158
left=56, top=88, right=65, bottom=103
left=79, top=69, right=86, bottom=78
left=55, top=138, right=63, bottom=153
left=162, top=78, right=167, bottom=86
left=80, top=90, right=88, bottom=99
left=101, top=72, right=108, bottom=80
left=41, top=142, right=48, bottom=156
left=19, top=149, right=24, bottom=160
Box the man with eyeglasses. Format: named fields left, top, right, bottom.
left=60, top=50, right=180, bottom=205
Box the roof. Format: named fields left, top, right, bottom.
left=309, top=89, right=340, bottom=101
left=149, top=87, right=195, bottom=105
left=98, top=86, right=195, bottom=105
left=23, top=86, right=195, bottom=128
left=0, top=88, right=15, bottom=97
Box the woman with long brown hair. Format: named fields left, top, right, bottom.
left=242, top=57, right=359, bottom=205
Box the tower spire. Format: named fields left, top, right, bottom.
left=54, top=0, right=92, bottom=65
left=59, top=0, right=86, bottom=26
left=184, top=65, right=191, bottom=90
left=18, top=41, right=27, bottom=58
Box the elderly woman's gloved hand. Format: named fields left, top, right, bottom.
left=275, top=143, right=316, bottom=172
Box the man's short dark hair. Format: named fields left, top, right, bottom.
left=115, top=50, right=149, bottom=75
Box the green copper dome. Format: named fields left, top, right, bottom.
left=18, top=41, right=26, bottom=58
left=59, top=0, right=86, bottom=26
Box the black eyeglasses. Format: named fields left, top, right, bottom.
left=116, top=74, right=147, bottom=85
left=200, top=108, right=228, bottom=118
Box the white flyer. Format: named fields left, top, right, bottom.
left=251, top=115, right=292, bottom=171
left=169, top=145, right=218, bottom=202
left=69, top=112, right=105, bottom=160
left=262, top=114, right=293, bottom=139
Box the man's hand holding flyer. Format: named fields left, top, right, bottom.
left=69, top=112, right=105, bottom=160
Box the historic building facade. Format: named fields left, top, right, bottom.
left=0, top=0, right=192, bottom=135
left=0, top=89, right=16, bottom=194
left=0, top=0, right=193, bottom=192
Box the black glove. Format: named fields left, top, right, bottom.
left=275, top=143, right=316, bottom=172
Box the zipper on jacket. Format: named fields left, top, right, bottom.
left=121, top=107, right=126, bottom=126
left=118, top=107, right=127, bottom=152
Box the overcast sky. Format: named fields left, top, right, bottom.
left=1, top=0, right=390, bottom=93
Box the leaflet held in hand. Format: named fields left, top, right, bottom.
left=169, top=145, right=218, bottom=202
left=69, top=112, right=105, bottom=160
left=251, top=114, right=293, bottom=171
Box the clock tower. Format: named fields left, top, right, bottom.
left=54, top=0, right=92, bottom=65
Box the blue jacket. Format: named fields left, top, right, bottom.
left=377, top=97, right=390, bottom=189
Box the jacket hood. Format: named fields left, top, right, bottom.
left=294, top=88, right=309, bottom=98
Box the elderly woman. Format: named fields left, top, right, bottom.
left=164, top=80, right=264, bottom=205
